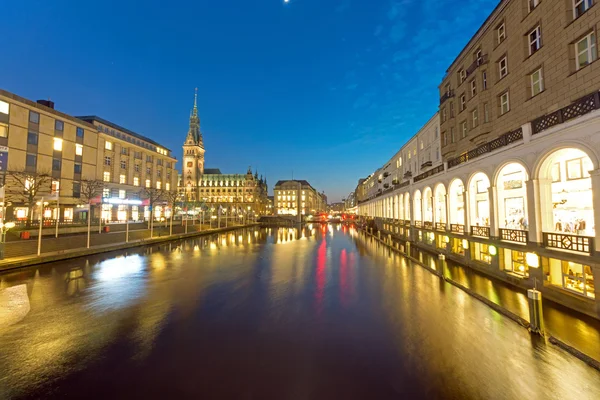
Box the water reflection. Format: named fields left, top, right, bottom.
left=0, top=226, right=598, bottom=399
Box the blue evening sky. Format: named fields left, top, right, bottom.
left=2, top=0, right=498, bottom=202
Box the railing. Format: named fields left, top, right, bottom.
left=543, top=232, right=594, bottom=255
left=424, top=221, right=433, bottom=230
left=398, top=181, right=410, bottom=188
left=413, top=164, right=445, bottom=183
left=404, top=219, right=411, bottom=226
left=448, top=127, right=523, bottom=169
left=499, top=228, right=528, bottom=244
left=420, top=161, right=432, bottom=169
left=436, top=222, right=447, bottom=232
left=392, top=179, right=399, bottom=185
left=532, top=91, right=600, bottom=134
left=439, top=89, right=455, bottom=105
left=466, top=54, right=488, bottom=76
left=414, top=220, right=422, bottom=228
left=404, top=171, right=413, bottom=179
left=450, top=223, right=464, bottom=234
left=470, top=225, right=490, bottom=238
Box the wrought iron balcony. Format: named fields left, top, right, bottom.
left=383, top=183, right=390, bottom=189
left=403, top=171, right=412, bottom=179
left=414, top=220, right=422, bottom=228
left=470, top=225, right=490, bottom=238
left=420, top=161, right=432, bottom=169
left=383, top=172, right=390, bottom=177
left=447, top=128, right=523, bottom=169
left=436, top=222, right=447, bottom=232
left=450, top=224, right=464, bottom=234
left=499, top=228, right=528, bottom=244
left=440, top=89, right=455, bottom=105
left=466, top=54, right=488, bottom=76
left=532, top=91, right=600, bottom=135
left=424, top=221, right=433, bottom=230
left=543, top=232, right=594, bottom=255
left=414, top=164, right=445, bottom=183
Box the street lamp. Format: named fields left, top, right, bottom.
left=0, top=221, right=16, bottom=260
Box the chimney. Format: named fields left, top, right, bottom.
left=37, top=99, right=55, bottom=109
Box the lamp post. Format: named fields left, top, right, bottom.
left=0, top=221, right=15, bottom=260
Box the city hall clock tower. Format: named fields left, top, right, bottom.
left=182, top=88, right=205, bottom=201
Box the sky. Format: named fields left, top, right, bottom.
left=1, top=0, right=499, bottom=202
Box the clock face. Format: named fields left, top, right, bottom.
left=187, top=161, right=193, bottom=167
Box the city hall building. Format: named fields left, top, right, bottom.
left=357, top=0, right=600, bottom=318
left=180, top=90, right=269, bottom=217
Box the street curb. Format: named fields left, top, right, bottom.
left=361, top=228, right=600, bottom=372
left=0, top=224, right=261, bottom=273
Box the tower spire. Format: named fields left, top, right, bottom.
left=185, top=88, right=203, bottom=147
left=193, top=87, right=198, bottom=116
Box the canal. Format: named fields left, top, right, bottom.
left=1, top=225, right=599, bottom=399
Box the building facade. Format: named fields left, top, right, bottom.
left=77, top=116, right=178, bottom=222
left=356, top=0, right=600, bottom=318
left=0, top=90, right=99, bottom=224
left=274, top=180, right=327, bottom=216
left=179, top=91, right=268, bottom=217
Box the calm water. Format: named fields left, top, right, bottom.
left=1, top=225, right=599, bottom=399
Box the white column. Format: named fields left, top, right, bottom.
left=463, top=189, right=470, bottom=232
left=526, top=179, right=542, bottom=244
left=444, top=193, right=450, bottom=229
left=589, top=169, right=600, bottom=252
left=489, top=185, right=499, bottom=238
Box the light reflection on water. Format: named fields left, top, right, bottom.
left=0, top=226, right=598, bottom=399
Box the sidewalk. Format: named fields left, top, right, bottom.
left=0, top=222, right=257, bottom=272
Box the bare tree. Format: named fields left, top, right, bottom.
left=79, top=179, right=104, bottom=248
left=141, top=187, right=165, bottom=238
left=4, top=170, right=51, bottom=227
left=163, top=190, right=181, bottom=236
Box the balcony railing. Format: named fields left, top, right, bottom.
left=398, top=181, right=410, bottom=188
left=499, top=228, right=528, bottom=244
left=466, top=54, right=488, bottom=76
left=392, top=178, right=399, bottom=185
left=413, top=164, right=445, bottom=183
left=404, top=219, right=411, bottom=226
left=543, top=232, right=594, bottom=255
left=532, top=91, right=600, bottom=135
left=450, top=224, right=464, bottom=234
left=436, top=222, right=447, bottom=232
left=470, top=225, right=490, bottom=238
left=420, top=161, right=432, bottom=169
left=404, top=171, right=413, bottom=179
left=448, top=128, right=523, bottom=169
left=414, top=220, right=422, bottom=228
left=424, top=221, right=433, bottom=230
left=439, top=89, right=455, bottom=105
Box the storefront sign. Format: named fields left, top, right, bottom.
left=102, top=198, right=143, bottom=205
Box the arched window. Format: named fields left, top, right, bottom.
left=496, top=162, right=528, bottom=230
left=468, top=172, right=490, bottom=227
left=448, top=179, right=465, bottom=225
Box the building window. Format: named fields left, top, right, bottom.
left=119, top=174, right=126, bottom=184
left=442, top=132, right=447, bottom=146
left=53, top=138, right=63, bottom=151
left=52, top=158, right=61, bottom=171
left=76, top=127, right=84, bottom=138
left=458, top=69, right=466, bottom=83
left=499, top=56, right=508, bottom=78
left=529, top=0, right=540, bottom=12
left=545, top=258, right=595, bottom=298
left=157, top=170, right=162, bottom=178
left=133, top=177, right=140, bottom=186
left=26, top=153, right=37, bottom=168
left=442, top=107, right=447, bottom=122
left=166, top=182, right=171, bottom=191
left=135, top=164, right=140, bottom=172
left=0, top=123, right=8, bottom=138
left=576, top=32, right=597, bottom=70
left=500, top=91, right=510, bottom=115
left=531, top=68, right=543, bottom=97
left=497, top=22, right=506, bottom=43
left=119, top=189, right=126, bottom=199
left=482, top=71, right=487, bottom=89
left=461, top=121, right=468, bottom=138
left=460, top=94, right=466, bottom=111
left=529, top=26, right=541, bottom=55
left=145, top=179, right=151, bottom=188
left=146, top=155, right=153, bottom=162
left=29, top=111, right=39, bottom=124
left=449, top=102, right=454, bottom=118
left=450, top=127, right=455, bottom=143
left=74, top=163, right=82, bottom=174
left=483, top=103, right=489, bottom=123
left=104, top=156, right=111, bottom=166
left=27, top=132, right=38, bottom=145
left=105, top=141, right=113, bottom=150
left=76, top=144, right=83, bottom=156
left=121, top=147, right=128, bottom=155
left=55, top=120, right=64, bottom=131
left=0, top=100, right=8, bottom=114
left=146, top=167, right=151, bottom=175
left=156, top=181, right=162, bottom=189
left=120, top=160, right=126, bottom=169
left=472, top=108, right=478, bottom=128
left=103, top=171, right=110, bottom=182
left=470, top=79, right=477, bottom=97
left=103, top=188, right=110, bottom=198
left=574, top=0, right=594, bottom=19
left=73, top=181, right=81, bottom=198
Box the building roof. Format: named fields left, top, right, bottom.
left=274, top=180, right=315, bottom=190
left=0, top=89, right=97, bottom=130
left=204, top=168, right=222, bottom=174
left=76, top=115, right=173, bottom=153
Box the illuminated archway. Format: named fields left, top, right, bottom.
left=468, top=172, right=490, bottom=227
left=413, top=190, right=422, bottom=222
left=434, top=184, right=447, bottom=223
left=404, top=193, right=411, bottom=220
left=537, top=148, right=595, bottom=236
left=496, top=162, right=529, bottom=230
left=448, top=179, right=464, bottom=225
left=422, top=187, right=433, bottom=222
